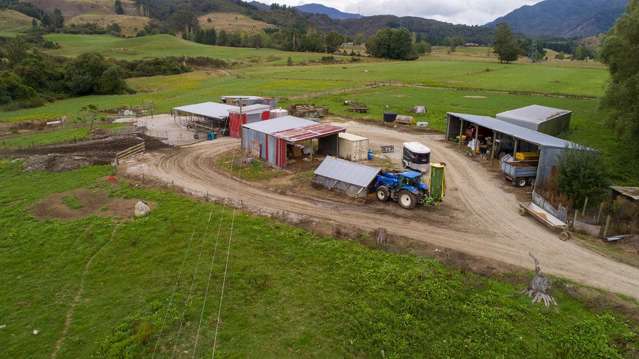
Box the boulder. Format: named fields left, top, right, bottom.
left=134, top=201, right=151, bottom=217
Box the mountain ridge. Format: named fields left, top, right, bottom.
left=486, top=0, right=629, bottom=38
left=295, top=3, right=362, bottom=20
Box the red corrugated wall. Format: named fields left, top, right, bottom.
left=275, top=138, right=287, bottom=167
left=229, top=113, right=247, bottom=138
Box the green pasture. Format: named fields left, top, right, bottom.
left=248, top=60, right=609, bottom=98
left=0, top=161, right=636, bottom=358
left=43, top=34, right=351, bottom=65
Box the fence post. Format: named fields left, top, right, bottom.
left=597, top=202, right=604, bottom=225
left=582, top=197, right=589, bottom=217
left=603, top=215, right=611, bottom=239
left=573, top=210, right=578, bottom=228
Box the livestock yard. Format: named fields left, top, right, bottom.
left=2, top=34, right=639, bottom=358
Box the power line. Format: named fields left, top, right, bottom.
left=170, top=210, right=215, bottom=358
left=191, top=208, right=226, bottom=358
left=151, top=229, right=198, bottom=358
left=211, top=207, right=237, bottom=359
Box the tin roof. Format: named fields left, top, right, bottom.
left=314, top=156, right=381, bottom=188
left=497, top=105, right=571, bottom=125
left=173, top=102, right=239, bottom=119
left=611, top=186, right=639, bottom=201
left=448, top=112, right=579, bottom=149
left=243, top=116, right=317, bottom=134
left=274, top=123, right=345, bottom=142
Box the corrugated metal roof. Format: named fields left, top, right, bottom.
left=496, top=105, right=571, bottom=125
left=611, top=186, right=639, bottom=201
left=173, top=102, right=239, bottom=119
left=314, top=156, right=381, bottom=187
left=274, top=123, right=345, bottom=142
left=448, top=112, right=578, bottom=149
left=234, top=104, right=271, bottom=114
left=243, top=116, right=317, bottom=134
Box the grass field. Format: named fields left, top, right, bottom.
left=0, top=161, right=637, bottom=358
left=43, top=34, right=350, bottom=65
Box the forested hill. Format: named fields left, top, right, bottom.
left=486, top=0, right=629, bottom=38
left=295, top=3, right=362, bottom=20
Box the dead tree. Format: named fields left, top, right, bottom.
left=522, top=252, right=557, bottom=306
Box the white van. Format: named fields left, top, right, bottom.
left=402, top=142, right=431, bottom=174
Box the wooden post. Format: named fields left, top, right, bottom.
left=597, top=202, right=604, bottom=224
left=582, top=197, right=589, bottom=217
left=491, top=130, right=497, bottom=165
left=459, top=119, right=464, bottom=148
left=573, top=210, right=578, bottom=229
left=513, top=138, right=519, bottom=156
left=474, top=125, right=479, bottom=155
left=603, top=215, right=611, bottom=238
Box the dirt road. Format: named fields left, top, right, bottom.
left=122, top=121, right=639, bottom=300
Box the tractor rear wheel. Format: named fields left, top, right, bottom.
left=376, top=186, right=390, bottom=202
left=398, top=191, right=417, bottom=209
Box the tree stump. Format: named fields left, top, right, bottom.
left=522, top=252, right=557, bottom=306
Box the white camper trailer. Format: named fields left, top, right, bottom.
left=402, top=142, right=431, bottom=174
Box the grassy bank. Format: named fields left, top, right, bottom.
left=0, top=162, right=638, bottom=358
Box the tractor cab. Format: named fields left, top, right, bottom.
left=402, top=142, right=431, bottom=175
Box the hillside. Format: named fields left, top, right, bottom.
left=487, top=0, right=629, bottom=38
left=295, top=3, right=362, bottom=20
left=0, top=9, right=35, bottom=36
left=67, top=14, right=150, bottom=37
left=24, top=0, right=138, bottom=18
left=197, top=12, right=273, bottom=34
left=309, top=15, right=495, bottom=44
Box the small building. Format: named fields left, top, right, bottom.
left=228, top=104, right=272, bottom=138
left=496, top=105, right=571, bottom=136
left=172, top=102, right=239, bottom=133
left=241, top=116, right=345, bottom=168
left=610, top=187, right=639, bottom=235
left=313, top=156, right=381, bottom=198
left=221, top=95, right=276, bottom=107
left=338, top=133, right=369, bottom=161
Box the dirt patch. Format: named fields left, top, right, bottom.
left=31, top=189, right=145, bottom=221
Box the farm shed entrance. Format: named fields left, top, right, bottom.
left=241, top=116, right=345, bottom=168
left=172, top=102, right=239, bottom=136
left=446, top=112, right=584, bottom=189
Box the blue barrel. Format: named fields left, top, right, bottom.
left=367, top=149, right=374, bottom=160
left=207, top=132, right=217, bottom=140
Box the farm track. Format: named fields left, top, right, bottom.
left=122, top=123, right=639, bottom=300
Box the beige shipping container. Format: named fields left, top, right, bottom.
left=338, top=133, right=369, bottom=161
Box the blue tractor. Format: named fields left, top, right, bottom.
left=373, top=170, right=429, bottom=209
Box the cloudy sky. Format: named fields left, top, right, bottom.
left=271, top=0, right=543, bottom=25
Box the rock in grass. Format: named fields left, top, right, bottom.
left=134, top=201, right=151, bottom=217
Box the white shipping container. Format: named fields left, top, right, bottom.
left=338, top=133, right=369, bottom=161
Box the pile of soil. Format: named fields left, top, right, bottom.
left=31, top=189, right=144, bottom=221
left=3, top=135, right=170, bottom=173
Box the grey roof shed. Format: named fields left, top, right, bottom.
left=173, top=102, right=239, bottom=119
left=496, top=105, right=572, bottom=135
left=313, top=156, right=381, bottom=197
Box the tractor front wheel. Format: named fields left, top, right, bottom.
left=376, top=186, right=390, bottom=202
left=398, top=191, right=417, bottom=209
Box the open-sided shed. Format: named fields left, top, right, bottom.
left=497, top=105, right=571, bottom=136
left=446, top=112, right=584, bottom=188
left=172, top=102, right=239, bottom=133
left=313, top=156, right=381, bottom=198
left=242, top=116, right=345, bottom=168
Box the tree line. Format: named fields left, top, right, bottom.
left=0, top=34, right=228, bottom=110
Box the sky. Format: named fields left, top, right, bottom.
left=270, top=0, right=543, bottom=25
